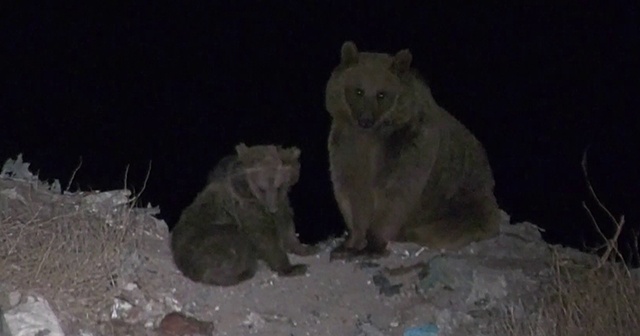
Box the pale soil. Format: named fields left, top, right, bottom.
left=145, top=228, right=443, bottom=336
left=121, top=211, right=550, bottom=336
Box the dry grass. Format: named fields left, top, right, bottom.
left=498, top=251, right=640, bottom=335
left=0, top=160, right=152, bottom=328
left=495, top=151, right=640, bottom=336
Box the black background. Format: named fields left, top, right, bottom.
left=1, top=2, right=638, bottom=260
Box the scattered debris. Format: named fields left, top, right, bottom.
left=1, top=154, right=635, bottom=335
left=403, top=323, right=439, bottom=336
left=241, top=311, right=266, bottom=333
left=371, top=272, right=403, bottom=297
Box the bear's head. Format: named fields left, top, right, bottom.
left=235, top=143, right=300, bottom=213
left=329, top=41, right=415, bottom=131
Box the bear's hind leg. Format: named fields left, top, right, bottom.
left=404, top=199, right=501, bottom=250
left=175, top=225, right=259, bottom=286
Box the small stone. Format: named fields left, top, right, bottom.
left=8, top=291, right=21, bottom=307
left=124, top=283, right=139, bottom=291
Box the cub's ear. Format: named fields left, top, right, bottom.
left=391, top=48, right=413, bottom=74
left=289, top=147, right=301, bottom=160
left=235, top=143, right=249, bottom=157
left=340, top=41, right=359, bottom=66
left=279, top=146, right=301, bottom=164
left=288, top=166, right=300, bottom=185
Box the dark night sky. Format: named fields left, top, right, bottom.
left=1, top=2, right=638, bottom=255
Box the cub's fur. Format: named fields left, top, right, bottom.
left=170, top=143, right=316, bottom=286
left=325, top=41, right=501, bottom=259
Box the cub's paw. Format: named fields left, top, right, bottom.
left=329, top=244, right=361, bottom=261
left=292, top=244, right=320, bottom=256
left=278, top=264, right=308, bottom=277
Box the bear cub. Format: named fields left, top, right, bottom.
left=171, top=143, right=316, bottom=286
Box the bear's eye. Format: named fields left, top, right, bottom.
left=376, top=92, right=386, bottom=100
left=355, top=88, right=364, bottom=96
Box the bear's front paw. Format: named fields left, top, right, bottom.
left=278, top=264, right=308, bottom=277
left=361, top=240, right=390, bottom=259
left=330, top=242, right=390, bottom=261
left=361, top=246, right=390, bottom=260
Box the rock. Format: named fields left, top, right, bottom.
left=417, top=255, right=513, bottom=308
left=158, top=311, right=214, bottom=336
left=3, top=295, right=65, bottom=336
left=1, top=305, right=11, bottom=336
left=356, top=320, right=386, bottom=336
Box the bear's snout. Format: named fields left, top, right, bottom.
left=357, top=118, right=375, bottom=129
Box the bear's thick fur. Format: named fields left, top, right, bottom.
left=325, top=41, right=501, bottom=259
left=171, top=144, right=316, bottom=286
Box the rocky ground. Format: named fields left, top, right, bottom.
left=0, top=154, right=606, bottom=336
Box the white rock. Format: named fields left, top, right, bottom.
left=4, top=295, right=65, bottom=336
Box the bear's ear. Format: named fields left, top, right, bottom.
left=340, top=41, right=359, bottom=66
left=391, top=48, right=413, bottom=74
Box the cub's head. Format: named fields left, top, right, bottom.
left=235, top=143, right=301, bottom=213
left=327, top=41, right=414, bottom=130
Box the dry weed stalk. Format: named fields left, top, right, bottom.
left=495, top=150, right=639, bottom=336
left=0, top=161, right=154, bottom=327
left=581, top=151, right=628, bottom=270
left=65, top=156, right=83, bottom=192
